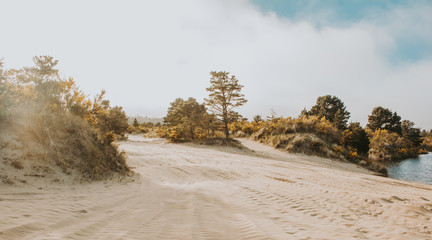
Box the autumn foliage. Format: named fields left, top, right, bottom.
left=0, top=56, right=130, bottom=180
left=155, top=82, right=429, bottom=176
left=230, top=116, right=344, bottom=157
left=228, top=116, right=387, bottom=174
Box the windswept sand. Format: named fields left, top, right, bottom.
left=1, top=135, right=432, bottom=239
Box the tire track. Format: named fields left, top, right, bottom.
left=2, top=137, right=432, bottom=239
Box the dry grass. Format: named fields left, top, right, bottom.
left=232, top=118, right=389, bottom=175
left=1, top=110, right=132, bottom=182
left=246, top=117, right=344, bottom=160
left=259, top=133, right=342, bottom=159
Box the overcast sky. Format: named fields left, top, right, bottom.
left=1, top=0, right=431, bottom=129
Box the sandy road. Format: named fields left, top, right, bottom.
left=1, top=135, right=432, bottom=239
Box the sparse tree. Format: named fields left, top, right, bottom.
left=28, top=56, right=65, bottom=110
left=367, top=106, right=402, bottom=134
left=306, top=95, right=350, bottom=130
left=266, top=108, right=279, bottom=121
left=0, top=60, right=6, bottom=117
left=299, top=108, right=308, bottom=118
left=132, top=118, right=139, bottom=128
left=253, top=114, right=263, bottom=123
left=205, top=71, right=247, bottom=138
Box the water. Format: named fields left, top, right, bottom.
left=387, top=153, right=432, bottom=185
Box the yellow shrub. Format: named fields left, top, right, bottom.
left=167, top=127, right=181, bottom=142
left=368, top=129, right=418, bottom=161
left=127, top=125, right=136, bottom=133
left=421, top=136, right=432, bottom=151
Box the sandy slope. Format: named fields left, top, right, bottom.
left=1, top=136, right=432, bottom=240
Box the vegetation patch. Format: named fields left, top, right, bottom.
left=150, top=69, right=429, bottom=176
left=198, top=137, right=245, bottom=149
left=0, top=56, right=131, bottom=182
left=157, top=71, right=247, bottom=145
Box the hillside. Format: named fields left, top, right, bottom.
left=0, top=113, right=131, bottom=186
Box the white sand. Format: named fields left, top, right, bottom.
left=1, top=135, right=432, bottom=239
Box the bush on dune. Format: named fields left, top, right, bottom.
left=230, top=115, right=387, bottom=175
left=0, top=56, right=131, bottom=181
left=233, top=116, right=345, bottom=159
left=158, top=97, right=224, bottom=143
left=421, top=135, right=432, bottom=152
left=367, top=129, right=419, bottom=162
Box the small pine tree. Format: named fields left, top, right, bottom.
left=133, top=118, right=139, bottom=128
left=253, top=115, right=263, bottom=123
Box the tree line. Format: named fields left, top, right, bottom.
left=158, top=71, right=247, bottom=143
left=158, top=71, right=432, bottom=173
left=2, top=56, right=429, bottom=178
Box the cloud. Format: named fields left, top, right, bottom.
left=0, top=0, right=431, bottom=128
left=355, top=2, right=432, bottom=61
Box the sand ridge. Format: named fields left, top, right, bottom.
left=1, top=135, right=432, bottom=239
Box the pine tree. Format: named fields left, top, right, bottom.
left=253, top=115, right=263, bottom=123
left=133, top=118, right=139, bottom=128
left=307, top=95, right=350, bottom=130
left=205, top=71, right=247, bottom=138
left=367, top=106, right=402, bottom=134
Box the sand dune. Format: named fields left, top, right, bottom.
left=1, top=135, right=432, bottom=239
